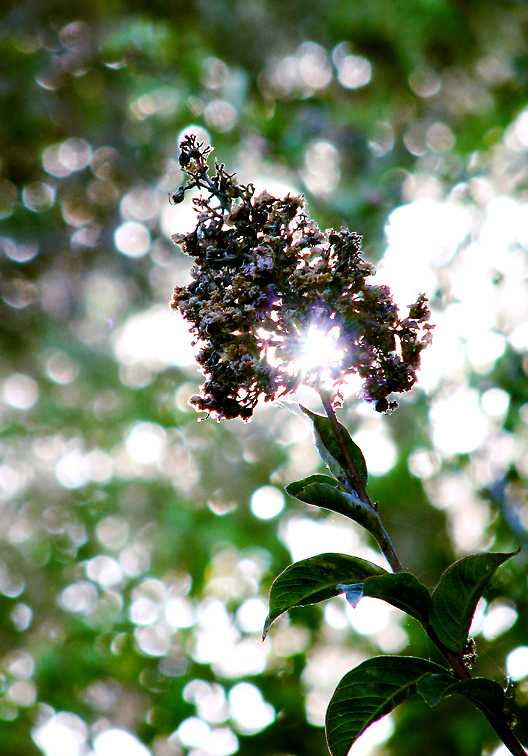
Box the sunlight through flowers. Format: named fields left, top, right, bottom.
left=299, top=323, right=345, bottom=386
left=170, top=135, right=432, bottom=419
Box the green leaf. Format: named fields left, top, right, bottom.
left=417, top=672, right=458, bottom=707
left=429, top=550, right=519, bottom=655
left=300, top=406, right=367, bottom=490
left=285, top=474, right=342, bottom=499
left=417, top=673, right=506, bottom=721
left=263, top=553, right=386, bottom=639
left=285, top=477, right=385, bottom=542
left=326, top=656, right=447, bottom=756
left=362, top=573, right=431, bottom=624
left=446, top=678, right=506, bottom=721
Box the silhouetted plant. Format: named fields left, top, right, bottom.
left=170, top=134, right=432, bottom=420
left=170, top=136, right=526, bottom=756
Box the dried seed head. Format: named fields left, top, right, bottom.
left=170, top=135, right=433, bottom=420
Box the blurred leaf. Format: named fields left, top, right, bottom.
left=263, top=553, right=386, bottom=638
left=326, top=656, right=447, bottom=756
left=429, top=550, right=519, bottom=655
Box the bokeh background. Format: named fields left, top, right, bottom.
left=1, top=1, right=528, bottom=755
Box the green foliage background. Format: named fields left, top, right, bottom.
left=0, top=1, right=527, bottom=754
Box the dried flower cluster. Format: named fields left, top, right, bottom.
left=170, top=135, right=432, bottom=420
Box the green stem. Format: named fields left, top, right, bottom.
left=318, top=392, right=526, bottom=755
left=318, top=391, right=403, bottom=574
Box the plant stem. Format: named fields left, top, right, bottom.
left=318, top=391, right=403, bottom=574
left=427, top=627, right=527, bottom=755
left=318, top=392, right=527, bottom=755
left=487, top=718, right=527, bottom=756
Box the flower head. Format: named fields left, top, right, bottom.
left=170, top=135, right=432, bottom=420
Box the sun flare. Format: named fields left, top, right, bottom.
left=300, top=324, right=344, bottom=376
left=258, top=322, right=346, bottom=391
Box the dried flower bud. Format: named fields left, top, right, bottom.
left=169, top=187, right=186, bottom=205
